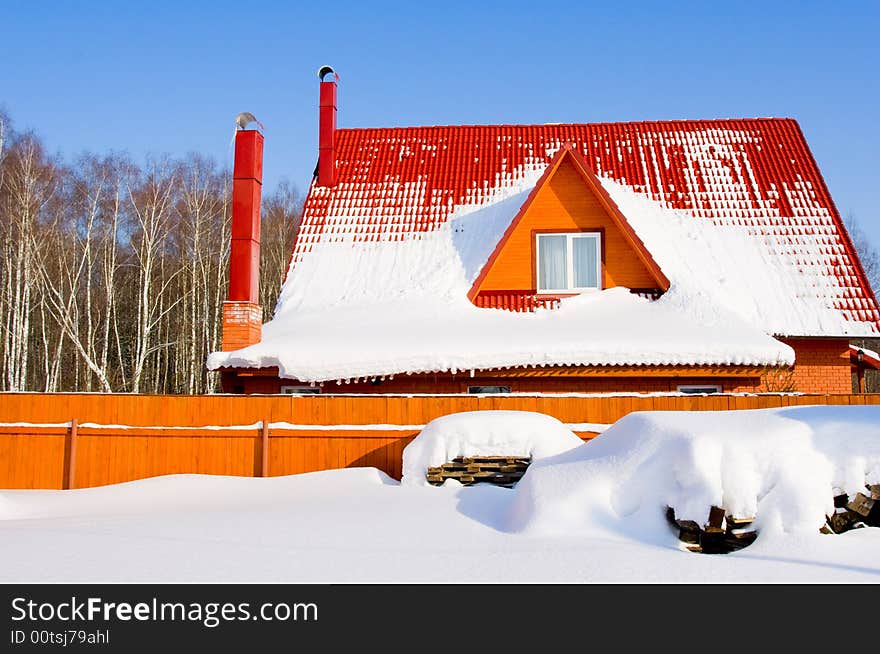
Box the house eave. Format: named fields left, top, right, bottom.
left=218, top=362, right=775, bottom=384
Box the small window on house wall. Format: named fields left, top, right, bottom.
left=677, top=385, right=722, bottom=395
left=536, top=232, right=601, bottom=293
left=280, top=386, right=321, bottom=395
left=468, top=385, right=511, bottom=394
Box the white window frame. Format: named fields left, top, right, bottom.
left=280, top=385, right=321, bottom=395
left=677, top=385, right=722, bottom=395
left=535, top=232, right=602, bottom=294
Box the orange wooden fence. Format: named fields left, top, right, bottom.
left=1, top=392, right=878, bottom=489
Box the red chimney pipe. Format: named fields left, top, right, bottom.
left=229, top=129, right=263, bottom=302
left=318, top=66, right=338, bottom=187
left=222, top=128, right=264, bottom=352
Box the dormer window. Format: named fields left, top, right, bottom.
left=536, top=232, right=602, bottom=293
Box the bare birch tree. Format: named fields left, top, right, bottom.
left=0, top=111, right=301, bottom=393
left=126, top=159, right=181, bottom=393
left=0, top=132, right=58, bottom=390
left=260, top=179, right=302, bottom=316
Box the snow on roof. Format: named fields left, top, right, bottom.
left=292, top=119, right=879, bottom=331
left=208, top=119, right=879, bottom=379
left=209, top=200, right=794, bottom=381
left=600, top=177, right=870, bottom=336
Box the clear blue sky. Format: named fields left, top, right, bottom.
left=3, top=1, right=878, bottom=245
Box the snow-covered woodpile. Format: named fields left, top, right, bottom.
left=668, top=484, right=880, bottom=554
left=666, top=506, right=757, bottom=554
left=426, top=456, right=530, bottom=487
left=822, top=485, right=880, bottom=534
left=401, top=411, right=584, bottom=486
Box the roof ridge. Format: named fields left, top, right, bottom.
left=336, top=117, right=797, bottom=133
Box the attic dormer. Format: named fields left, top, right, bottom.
left=467, top=146, right=669, bottom=311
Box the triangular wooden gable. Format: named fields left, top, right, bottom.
left=468, top=144, right=670, bottom=303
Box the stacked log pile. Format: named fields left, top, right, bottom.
left=426, top=456, right=531, bottom=487
left=821, top=484, right=880, bottom=534
left=666, top=506, right=757, bottom=554
left=669, top=484, right=880, bottom=554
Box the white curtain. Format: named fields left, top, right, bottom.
left=538, top=235, right=567, bottom=290
left=573, top=235, right=599, bottom=288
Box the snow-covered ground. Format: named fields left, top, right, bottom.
left=1, top=406, right=878, bottom=583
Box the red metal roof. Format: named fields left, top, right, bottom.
left=293, top=118, right=880, bottom=332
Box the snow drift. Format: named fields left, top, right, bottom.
left=509, top=405, right=880, bottom=540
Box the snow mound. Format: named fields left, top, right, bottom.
left=509, top=405, right=880, bottom=539
left=0, top=468, right=396, bottom=521
left=402, top=411, right=584, bottom=486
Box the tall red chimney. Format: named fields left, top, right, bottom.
left=318, top=65, right=338, bottom=187
left=222, top=126, right=264, bottom=351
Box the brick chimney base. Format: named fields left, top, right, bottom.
left=221, top=301, right=262, bottom=351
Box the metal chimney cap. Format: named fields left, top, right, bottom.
left=234, top=112, right=264, bottom=131
left=318, top=65, right=339, bottom=82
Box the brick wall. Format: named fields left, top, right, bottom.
left=221, top=301, right=262, bottom=352
left=776, top=338, right=851, bottom=393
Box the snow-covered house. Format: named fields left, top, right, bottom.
left=208, top=70, right=880, bottom=395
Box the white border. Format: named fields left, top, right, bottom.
left=536, top=232, right=602, bottom=294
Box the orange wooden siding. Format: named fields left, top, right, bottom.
left=1, top=392, right=878, bottom=490
left=476, top=157, right=658, bottom=294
